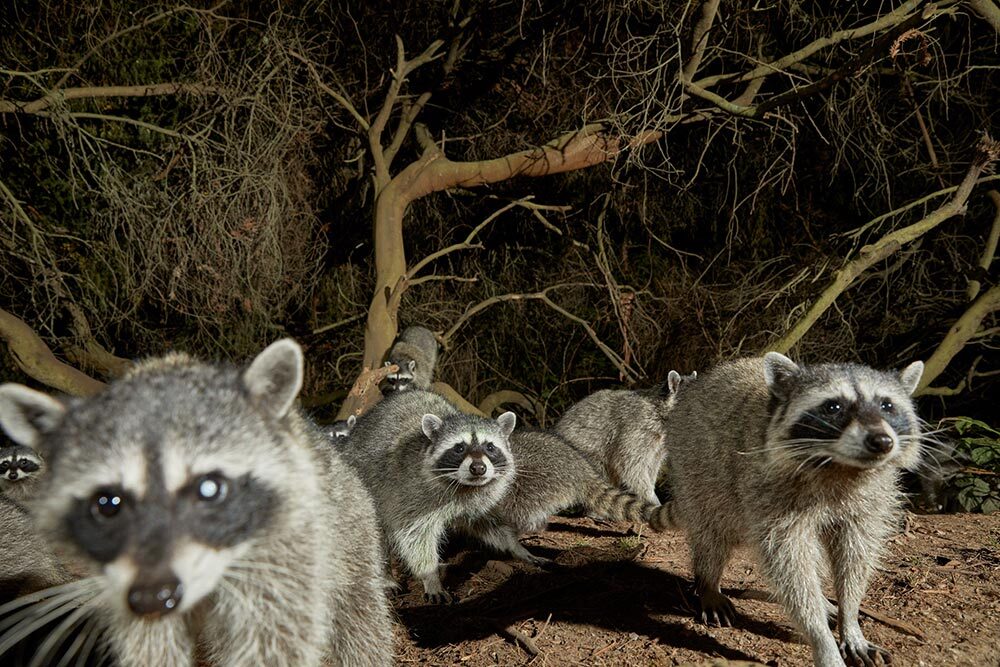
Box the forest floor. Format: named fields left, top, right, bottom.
left=392, top=512, right=1000, bottom=666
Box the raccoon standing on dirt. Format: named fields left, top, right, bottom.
left=458, top=428, right=664, bottom=565
left=380, top=325, right=439, bottom=393
left=653, top=352, right=923, bottom=667
left=0, top=445, right=45, bottom=501
left=341, top=390, right=517, bottom=603
left=555, top=370, right=696, bottom=505
left=0, top=340, right=394, bottom=667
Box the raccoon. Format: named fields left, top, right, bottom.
left=325, top=415, right=356, bottom=442
left=0, top=495, right=69, bottom=604
left=458, top=428, right=663, bottom=565
left=554, top=370, right=696, bottom=506
left=652, top=352, right=923, bottom=667
left=341, top=389, right=516, bottom=603
left=0, top=445, right=45, bottom=501
left=0, top=340, right=394, bottom=667
left=380, top=326, right=439, bottom=393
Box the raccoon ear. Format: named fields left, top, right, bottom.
left=0, top=384, right=67, bottom=449
left=496, top=411, right=517, bottom=438
left=384, top=361, right=391, bottom=367
left=898, top=361, right=924, bottom=395
left=421, top=414, right=443, bottom=440
left=346, top=414, right=356, bottom=428
left=690, top=370, right=697, bottom=379
left=243, top=339, right=304, bottom=419
left=667, top=370, right=681, bottom=395
left=407, top=360, right=417, bottom=372
left=763, top=352, right=800, bottom=398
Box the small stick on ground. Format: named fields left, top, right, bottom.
left=499, top=624, right=540, bottom=657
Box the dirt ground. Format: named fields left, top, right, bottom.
left=391, top=512, right=1000, bottom=666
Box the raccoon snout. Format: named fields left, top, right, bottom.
left=127, top=576, right=184, bottom=617
left=864, top=432, right=893, bottom=454
left=6, top=471, right=16, bottom=480
left=469, top=461, right=487, bottom=477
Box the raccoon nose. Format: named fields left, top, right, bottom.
left=127, top=577, right=184, bottom=617
left=469, top=461, right=487, bottom=477
left=864, top=432, right=893, bottom=454
left=7, top=472, right=16, bottom=480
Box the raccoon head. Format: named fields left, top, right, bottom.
left=664, top=369, right=697, bottom=407
left=326, top=414, right=356, bottom=442
left=420, top=411, right=517, bottom=487
left=0, top=444, right=44, bottom=486
left=0, top=339, right=310, bottom=620
left=381, top=359, right=417, bottom=393
left=763, top=352, right=923, bottom=472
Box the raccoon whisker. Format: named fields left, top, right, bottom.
left=0, top=589, right=96, bottom=657
left=0, top=578, right=100, bottom=620
left=0, top=581, right=99, bottom=634
left=55, top=614, right=102, bottom=667
left=29, top=594, right=97, bottom=667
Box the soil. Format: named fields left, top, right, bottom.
left=391, top=512, right=1000, bottom=666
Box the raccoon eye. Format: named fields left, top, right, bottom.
left=196, top=474, right=229, bottom=502
left=91, top=491, right=123, bottom=520
left=880, top=399, right=894, bottom=412
left=822, top=400, right=842, bottom=415
left=485, top=443, right=496, bottom=454
left=0, top=463, right=7, bottom=472
left=452, top=443, right=465, bottom=453
left=19, top=458, right=30, bottom=467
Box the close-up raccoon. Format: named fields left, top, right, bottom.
left=651, top=352, right=924, bottom=667
left=0, top=340, right=394, bottom=667
left=341, top=389, right=517, bottom=603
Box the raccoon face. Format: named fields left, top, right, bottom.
left=326, top=415, right=356, bottom=442
left=421, top=412, right=517, bottom=487
left=764, top=352, right=923, bottom=471
left=381, top=359, right=417, bottom=393
left=0, top=339, right=307, bottom=620
left=0, top=445, right=44, bottom=484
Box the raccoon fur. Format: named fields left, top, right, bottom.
left=555, top=370, right=696, bottom=505
left=0, top=339, right=394, bottom=667
left=458, top=428, right=663, bottom=565
left=0, top=445, right=45, bottom=501
left=652, top=352, right=923, bottom=667
left=0, top=495, right=69, bottom=604
left=341, top=389, right=516, bottom=603
left=380, top=326, right=439, bottom=393
left=325, top=415, right=356, bottom=443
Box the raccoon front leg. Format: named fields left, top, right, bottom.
left=755, top=523, right=845, bottom=667
left=475, top=523, right=551, bottom=566
left=688, top=526, right=737, bottom=626
left=826, top=518, right=892, bottom=667
left=391, top=518, right=452, bottom=603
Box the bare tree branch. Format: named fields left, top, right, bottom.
left=968, top=0, right=1000, bottom=33
left=0, top=83, right=219, bottom=114
left=0, top=307, right=105, bottom=396
left=917, top=285, right=1000, bottom=395
left=967, top=190, right=1000, bottom=301
left=680, top=0, right=722, bottom=85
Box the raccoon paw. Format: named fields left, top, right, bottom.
left=522, top=553, right=552, bottom=567
left=839, top=638, right=891, bottom=667
left=423, top=589, right=454, bottom=605
left=698, top=590, right=736, bottom=627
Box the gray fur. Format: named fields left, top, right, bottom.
left=458, top=428, right=662, bottom=565
left=0, top=495, right=69, bottom=604
left=341, top=390, right=516, bottom=603
left=653, top=352, right=923, bottom=667
left=0, top=340, right=394, bottom=667
left=380, top=326, right=439, bottom=393
left=555, top=370, right=696, bottom=505
left=0, top=445, right=45, bottom=502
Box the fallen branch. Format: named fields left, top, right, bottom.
left=0, top=83, right=219, bottom=114
left=497, top=624, right=540, bottom=657
left=430, top=381, right=486, bottom=416
left=0, top=307, right=105, bottom=396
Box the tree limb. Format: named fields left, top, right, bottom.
left=967, top=190, right=1000, bottom=301
left=771, top=134, right=1000, bottom=353
left=680, top=0, right=722, bottom=84
left=0, top=308, right=106, bottom=396
left=431, top=381, right=486, bottom=416
left=968, top=0, right=1000, bottom=33
left=916, top=285, right=1000, bottom=395
left=0, top=83, right=219, bottom=114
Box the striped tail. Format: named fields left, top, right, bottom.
left=582, top=481, right=658, bottom=525
left=646, top=501, right=680, bottom=531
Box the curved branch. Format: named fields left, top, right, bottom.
left=431, top=381, right=485, bottom=416
left=478, top=390, right=539, bottom=417
left=967, top=190, right=1000, bottom=301
left=0, top=308, right=105, bottom=396
left=917, top=285, right=1000, bottom=395
left=0, top=83, right=219, bottom=114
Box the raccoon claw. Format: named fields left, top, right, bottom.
left=523, top=553, right=552, bottom=567
left=423, top=590, right=454, bottom=605
left=697, top=591, right=736, bottom=627
left=839, top=639, right=891, bottom=667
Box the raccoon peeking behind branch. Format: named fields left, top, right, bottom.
left=340, top=389, right=517, bottom=603
left=652, top=352, right=924, bottom=667
left=0, top=340, right=394, bottom=667
left=380, top=325, right=439, bottom=393
left=555, top=370, right=697, bottom=505
left=457, top=428, right=667, bottom=565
